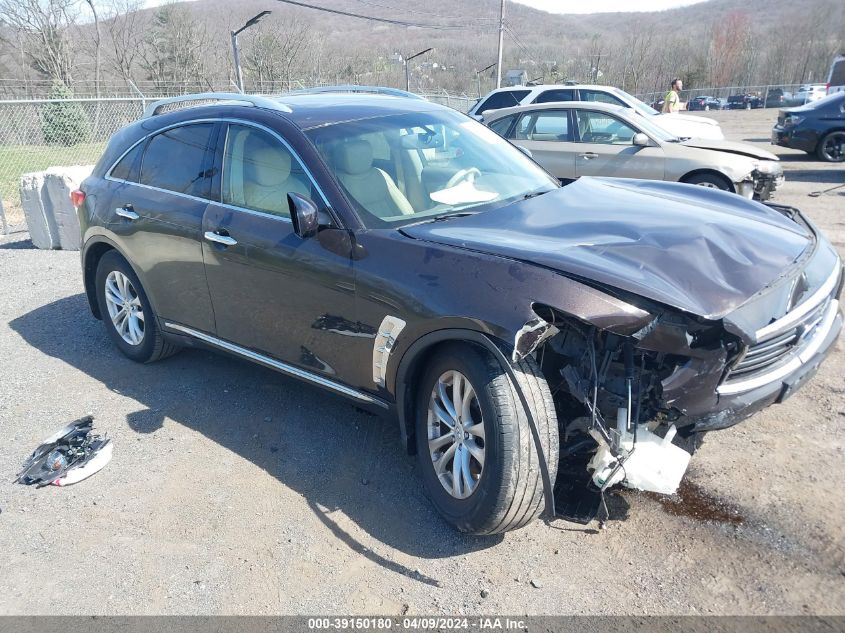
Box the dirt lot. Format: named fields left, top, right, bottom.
left=0, top=108, right=843, bottom=616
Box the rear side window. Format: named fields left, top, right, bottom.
left=514, top=110, right=571, bottom=141
left=139, top=123, right=216, bottom=198
left=477, top=90, right=530, bottom=113
left=535, top=89, right=575, bottom=103
left=110, top=142, right=143, bottom=182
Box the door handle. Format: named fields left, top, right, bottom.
left=204, top=230, right=237, bottom=247
left=115, top=204, right=139, bottom=220
left=578, top=152, right=599, bottom=160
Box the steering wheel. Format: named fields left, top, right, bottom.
left=445, top=167, right=481, bottom=189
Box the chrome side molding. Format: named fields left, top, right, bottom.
left=164, top=322, right=388, bottom=408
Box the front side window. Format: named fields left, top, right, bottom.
left=476, top=90, right=530, bottom=113
left=306, top=110, right=558, bottom=228
left=222, top=124, right=312, bottom=218
left=514, top=110, right=571, bottom=141
left=575, top=110, right=638, bottom=144
left=580, top=89, right=626, bottom=107
left=139, top=123, right=215, bottom=198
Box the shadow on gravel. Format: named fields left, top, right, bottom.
left=11, top=294, right=501, bottom=586
left=0, top=238, right=35, bottom=250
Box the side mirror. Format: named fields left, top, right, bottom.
left=288, top=192, right=329, bottom=239
left=632, top=133, right=650, bottom=147
left=516, top=144, right=533, bottom=159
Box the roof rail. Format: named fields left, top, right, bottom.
left=282, top=85, right=426, bottom=101
left=142, top=92, right=292, bottom=118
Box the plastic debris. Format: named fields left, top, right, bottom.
left=14, top=416, right=112, bottom=487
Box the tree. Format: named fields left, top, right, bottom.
left=41, top=80, right=89, bottom=144
left=138, top=3, right=210, bottom=92
left=0, top=0, right=79, bottom=85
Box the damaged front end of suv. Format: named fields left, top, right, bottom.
left=510, top=238, right=843, bottom=523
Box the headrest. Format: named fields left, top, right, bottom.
left=335, top=140, right=373, bottom=176
left=249, top=147, right=292, bottom=187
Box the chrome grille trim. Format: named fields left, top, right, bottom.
left=753, top=264, right=841, bottom=342
left=718, top=299, right=840, bottom=395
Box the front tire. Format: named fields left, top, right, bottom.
left=95, top=250, right=179, bottom=363
left=415, top=343, right=558, bottom=534
left=816, top=131, right=845, bottom=162
left=682, top=172, right=733, bottom=192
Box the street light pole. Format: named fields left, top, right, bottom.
left=403, top=47, right=433, bottom=93
left=476, top=62, right=496, bottom=97
left=231, top=10, right=272, bottom=93
left=496, top=0, right=505, bottom=89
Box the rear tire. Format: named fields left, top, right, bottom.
left=95, top=250, right=179, bottom=363
left=816, top=131, right=845, bottom=162
left=414, top=342, right=559, bottom=534
left=682, top=172, right=733, bottom=192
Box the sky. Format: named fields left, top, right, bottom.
left=144, top=0, right=708, bottom=13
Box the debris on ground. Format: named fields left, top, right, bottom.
left=14, top=415, right=112, bottom=487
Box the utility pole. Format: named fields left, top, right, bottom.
left=231, top=11, right=272, bottom=93
left=403, top=48, right=433, bottom=93
left=496, top=0, right=505, bottom=88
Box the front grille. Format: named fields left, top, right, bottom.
left=727, top=299, right=830, bottom=380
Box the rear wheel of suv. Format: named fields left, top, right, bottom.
left=414, top=342, right=559, bottom=534
left=816, top=131, right=845, bottom=162
left=95, top=250, right=179, bottom=363
left=682, top=172, right=733, bottom=192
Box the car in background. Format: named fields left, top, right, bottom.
left=795, top=84, right=828, bottom=104
left=828, top=54, right=845, bottom=95
left=727, top=94, right=764, bottom=110
left=468, top=84, right=725, bottom=140
left=688, top=95, right=723, bottom=111
left=485, top=101, right=783, bottom=200
left=765, top=88, right=793, bottom=108
left=772, top=91, right=845, bottom=162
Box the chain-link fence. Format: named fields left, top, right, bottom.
left=635, top=84, right=814, bottom=108
left=0, top=97, right=147, bottom=234
left=0, top=89, right=478, bottom=235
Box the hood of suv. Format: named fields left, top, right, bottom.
left=401, top=178, right=813, bottom=320
left=679, top=138, right=779, bottom=161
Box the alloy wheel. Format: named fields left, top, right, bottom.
left=821, top=132, right=845, bottom=162
left=426, top=370, right=485, bottom=499
left=104, top=270, right=145, bottom=346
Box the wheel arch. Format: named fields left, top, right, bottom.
left=393, top=328, right=513, bottom=456
left=82, top=236, right=156, bottom=320
left=680, top=168, right=736, bottom=192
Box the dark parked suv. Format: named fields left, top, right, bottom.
left=75, top=91, right=843, bottom=533
left=727, top=94, right=764, bottom=109
left=772, top=91, right=845, bottom=162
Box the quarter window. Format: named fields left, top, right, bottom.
left=110, top=142, right=143, bottom=182
left=576, top=110, right=638, bottom=144
left=476, top=90, right=531, bottom=114
left=139, top=123, right=216, bottom=198
left=488, top=115, right=516, bottom=137
left=222, top=124, right=312, bottom=218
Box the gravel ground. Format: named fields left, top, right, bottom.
left=0, top=108, right=843, bottom=616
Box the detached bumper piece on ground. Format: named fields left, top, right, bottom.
left=15, top=415, right=112, bottom=487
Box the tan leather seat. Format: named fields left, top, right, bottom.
left=334, top=140, right=414, bottom=218
left=243, top=147, right=310, bottom=215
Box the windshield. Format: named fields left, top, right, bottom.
left=613, top=88, right=659, bottom=116
left=306, top=110, right=559, bottom=228
left=624, top=109, right=679, bottom=142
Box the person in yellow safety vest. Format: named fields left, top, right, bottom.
left=662, top=78, right=683, bottom=113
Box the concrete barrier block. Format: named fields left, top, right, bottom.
left=20, top=171, right=58, bottom=250
left=19, top=165, right=93, bottom=251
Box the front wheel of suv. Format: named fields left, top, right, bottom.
left=816, top=131, right=845, bottom=162
left=414, top=342, right=559, bottom=534
left=95, top=250, right=179, bottom=363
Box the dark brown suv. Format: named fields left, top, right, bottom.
left=75, top=91, right=843, bottom=533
